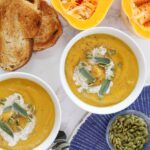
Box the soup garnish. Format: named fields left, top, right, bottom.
left=0, top=78, right=55, bottom=149
left=0, top=93, right=36, bottom=146
left=73, top=46, right=114, bottom=98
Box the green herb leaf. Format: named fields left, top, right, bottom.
left=94, top=57, right=111, bottom=65
left=99, top=79, right=111, bottom=97
left=7, top=118, right=15, bottom=125
left=0, top=120, right=14, bottom=137
left=13, top=103, right=28, bottom=118
left=79, top=67, right=95, bottom=84
left=27, top=104, right=36, bottom=114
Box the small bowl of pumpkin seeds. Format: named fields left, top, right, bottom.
left=106, top=110, right=150, bottom=150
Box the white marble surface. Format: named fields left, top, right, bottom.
left=0, top=0, right=150, bottom=140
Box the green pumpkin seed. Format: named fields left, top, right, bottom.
left=109, top=114, right=148, bottom=150
left=7, top=118, right=15, bottom=125
left=108, top=49, right=117, bottom=56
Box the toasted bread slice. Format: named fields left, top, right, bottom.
left=0, top=0, right=41, bottom=71
left=33, top=0, right=62, bottom=51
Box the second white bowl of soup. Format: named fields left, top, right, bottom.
left=60, top=27, right=146, bottom=114
left=0, top=72, right=61, bottom=150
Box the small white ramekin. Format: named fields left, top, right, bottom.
left=60, top=27, right=146, bottom=114
left=0, top=72, right=61, bottom=150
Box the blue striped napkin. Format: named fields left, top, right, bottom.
left=70, top=86, right=150, bottom=150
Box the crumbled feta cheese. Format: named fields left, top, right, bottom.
left=87, top=85, right=101, bottom=93
left=92, top=46, right=107, bottom=57
left=73, top=62, right=91, bottom=92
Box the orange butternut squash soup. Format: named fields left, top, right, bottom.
left=65, top=34, right=139, bottom=107
left=0, top=78, right=55, bottom=150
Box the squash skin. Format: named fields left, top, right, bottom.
left=122, top=0, right=150, bottom=39
left=51, top=0, right=114, bottom=30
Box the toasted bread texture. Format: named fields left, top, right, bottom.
left=33, top=0, right=63, bottom=51
left=0, top=0, right=41, bottom=71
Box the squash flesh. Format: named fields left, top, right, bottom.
left=51, top=0, right=114, bottom=30
left=122, top=0, right=150, bottom=38
left=60, top=0, right=97, bottom=20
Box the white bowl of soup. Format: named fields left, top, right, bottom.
left=0, top=72, right=61, bottom=150
left=60, top=27, right=146, bottom=114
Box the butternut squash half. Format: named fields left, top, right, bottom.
left=122, top=0, right=150, bottom=38
left=51, top=0, right=114, bottom=30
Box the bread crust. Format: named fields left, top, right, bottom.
left=0, top=0, right=62, bottom=71
left=33, top=0, right=63, bottom=51
left=0, top=0, right=41, bottom=71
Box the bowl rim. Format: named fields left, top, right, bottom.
left=106, top=110, right=150, bottom=150
left=60, top=27, right=146, bottom=114
left=0, top=72, right=61, bottom=150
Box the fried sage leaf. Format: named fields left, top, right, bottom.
left=0, top=120, right=14, bottom=137
left=13, top=103, right=28, bottom=118
left=99, top=79, right=111, bottom=97
left=79, top=67, right=95, bottom=84
left=94, top=57, right=111, bottom=65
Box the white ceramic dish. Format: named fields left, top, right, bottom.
left=60, top=27, right=146, bottom=114
left=0, top=72, right=61, bottom=150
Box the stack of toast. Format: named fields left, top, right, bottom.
left=0, top=0, right=62, bottom=71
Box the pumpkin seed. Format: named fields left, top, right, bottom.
left=109, top=114, right=148, bottom=150
left=108, top=49, right=117, bottom=56
left=118, top=62, right=123, bottom=68
left=7, top=118, right=15, bottom=125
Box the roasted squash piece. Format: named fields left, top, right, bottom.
left=122, top=0, right=150, bottom=38
left=51, top=0, right=113, bottom=30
